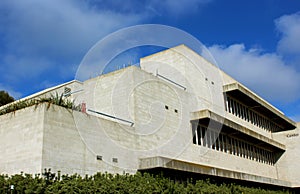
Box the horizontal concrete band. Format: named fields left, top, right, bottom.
left=139, top=156, right=292, bottom=188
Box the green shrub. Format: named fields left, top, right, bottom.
left=0, top=92, right=81, bottom=116
left=0, top=171, right=291, bottom=194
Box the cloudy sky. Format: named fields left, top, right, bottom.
left=0, top=0, right=299, bottom=121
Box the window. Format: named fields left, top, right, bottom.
left=224, top=96, right=282, bottom=132
left=112, top=158, right=118, bottom=163
left=191, top=124, right=276, bottom=165
left=96, top=155, right=102, bottom=160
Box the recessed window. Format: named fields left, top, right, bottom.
left=211, top=81, right=214, bottom=85
left=112, top=158, right=118, bottom=163
left=165, top=105, right=169, bottom=110
left=174, top=109, right=178, bottom=113
left=96, top=155, right=102, bottom=160
left=205, top=78, right=208, bottom=81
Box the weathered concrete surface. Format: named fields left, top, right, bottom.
left=139, top=156, right=292, bottom=187
left=273, top=123, right=300, bottom=187
left=0, top=105, right=44, bottom=175
left=0, top=45, right=299, bottom=188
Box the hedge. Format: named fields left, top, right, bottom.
left=0, top=171, right=291, bottom=194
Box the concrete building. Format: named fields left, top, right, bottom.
left=0, top=45, right=299, bottom=189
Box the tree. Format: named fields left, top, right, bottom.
left=0, top=90, right=15, bottom=106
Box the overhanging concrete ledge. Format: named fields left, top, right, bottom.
left=191, top=109, right=286, bottom=151
left=223, top=82, right=296, bottom=131
left=139, top=156, right=292, bottom=188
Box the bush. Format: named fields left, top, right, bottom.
left=0, top=91, right=14, bottom=107
left=0, top=93, right=81, bottom=116
left=0, top=171, right=291, bottom=194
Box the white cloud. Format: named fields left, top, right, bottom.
left=0, top=0, right=142, bottom=89
left=209, top=44, right=300, bottom=103
left=206, top=12, right=300, bottom=105
left=0, top=0, right=213, bottom=98
left=1, top=0, right=141, bottom=57
left=0, top=0, right=298, bottom=109
left=276, top=12, right=300, bottom=56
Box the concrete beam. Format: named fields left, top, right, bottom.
left=139, top=156, right=292, bottom=188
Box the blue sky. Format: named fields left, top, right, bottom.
left=0, top=0, right=299, bottom=121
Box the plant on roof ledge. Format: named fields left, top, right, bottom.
left=0, top=92, right=81, bottom=116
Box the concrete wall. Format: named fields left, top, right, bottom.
left=0, top=103, right=140, bottom=176
left=0, top=102, right=288, bottom=182
left=140, top=45, right=227, bottom=115
left=180, top=144, right=279, bottom=180
left=69, top=63, right=283, bottom=181
left=273, top=123, right=300, bottom=187
left=140, top=45, right=282, bottom=143
left=0, top=105, right=44, bottom=175
left=0, top=45, right=298, bottom=188
left=41, top=104, right=138, bottom=176
left=139, top=45, right=281, bottom=180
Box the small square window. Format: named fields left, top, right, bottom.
left=96, top=155, right=102, bottom=160
left=112, top=158, right=118, bottom=163
left=165, top=105, right=169, bottom=110
left=174, top=109, right=178, bottom=113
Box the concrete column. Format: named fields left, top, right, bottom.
left=198, top=126, right=202, bottom=146
left=195, top=124, right=199, bottom=145
left=192, top=123, right=197, bottom=144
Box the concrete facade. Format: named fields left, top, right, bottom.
left=0, top=45, right=299, bottom=188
